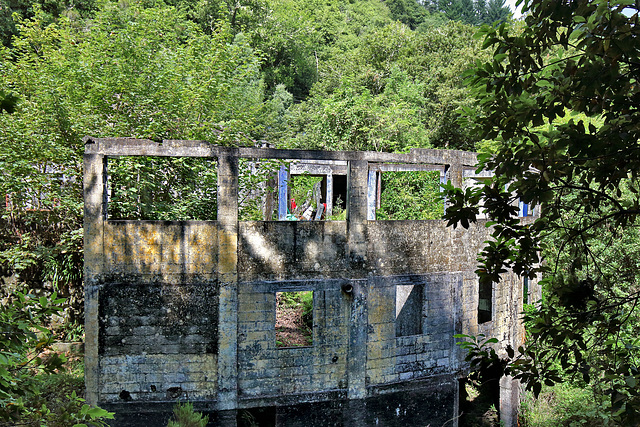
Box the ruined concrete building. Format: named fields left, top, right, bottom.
left=83, top=137, right=537, bottom=426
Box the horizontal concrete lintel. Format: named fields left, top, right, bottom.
left=240, top=278, right=351, bottom=292
left=365, top=372, right=460, bottom=397
left=84, top=137, right=478, bottom=166
left=369, top=164, right=446, bottom=174
left=99, top=399, right=218, bottom=414
left=463, top=169, right=494, bottom=179
left=238, top=389, right=347, bottom=409
left=290, top=162, right=348, bottom=175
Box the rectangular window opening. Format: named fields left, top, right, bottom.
left=276, top=291, right=313, bottom=348
left=478, top=280, right=492, bottom=324
left=236, top=158, right=348, bottom=221
left=370, top=166, right=444, bottom=220
left=523, top=277, right=529, bottom=305
left=289, top=173, right=327, bottom=220
left=238, top=158, right=282, bottom=221
left=269, top=160, right=347, bottom=221
left=396, top=284, right=424, bottom=337
left=106, top=156, right=217, bottom=221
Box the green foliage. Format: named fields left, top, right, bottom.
left=387, top=0, right=425, bottom=29
left=167, top=402, right=209, bottom=427
left=277, top=291, right=310, bottom=309
left=445, top=0, right=640, bottom=423
left=0, top=0, right=98, bottom=47
left=377, top=171, right=443, bottom=220
left=327, top=197, right=346, bottom=221
left=520, top=383, right=609, bottom=427
left=0, top=292, right=113, bottom=425
left=0, top=0, right=272, bottom=318
left=0, top=292, right=63, bottom=420
left=37, top=391, right=114, bottom=427
left=421, top=0, right=511, bottom=25
left=284, top=20, right=488, bottom=152
left=276, top=291, right=313, bottom=347
left=108, top=157, right=218, bottom=221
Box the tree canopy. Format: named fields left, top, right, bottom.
left=444, top=0, right=640, bottom=422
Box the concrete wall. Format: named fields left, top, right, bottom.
left=83, top=138, right=532, bottom=426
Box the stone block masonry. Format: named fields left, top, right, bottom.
left=83, top=138, right=535, bottom=426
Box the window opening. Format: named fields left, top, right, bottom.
left=275, top=291, right=313, bottom=348
left=396, top=284, right=424, bottom=337
left=478, top=280, right=492, bottom=324
left=106, top=156, right=217, bottom=220
left=332, top=175, right=348, bottom=218
left=274, top=160, right=347, bottom=221
left=288, top=174, right=326, bottom=220
left=237, top=158, right=281, bottom=221
left=373, top=169, right=443, bottom=220
left=523, top=277, right=529, bottom=305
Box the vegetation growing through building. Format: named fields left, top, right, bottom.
left=12, top=0, right=633, bottom=423
left=276, top=291, right=313, bottom=348
left=377, top=171, right=443, bottom=220
left=108, top=157, right=218, bottom=221
left=167, top=402, right=209, bottom=427
left=444, top=0, right=640, bottom=423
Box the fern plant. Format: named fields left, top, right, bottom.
left=167, top=402, right=209, bottom=427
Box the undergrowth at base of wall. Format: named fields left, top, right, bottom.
left=11, top=358, right=114, bottom=427
left=519, top=383, right=610, bottom=427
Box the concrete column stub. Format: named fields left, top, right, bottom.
left=448, top=161, right=464, bottom=189
left=216, top=151, right=239, bottom=414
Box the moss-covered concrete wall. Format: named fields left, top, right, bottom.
left=83, top=138, right=533, bottom=426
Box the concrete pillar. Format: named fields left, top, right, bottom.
left=83, top=153, right=106, bottom=405
left=346, top=160, right=368, bottom=400
left=216, top=151, right=239, bottom=418
left=346, top=279, right=368, bottom=400
left=499, top=375, right=520, bottom=427
left=448, top=161, right=464, bottom=188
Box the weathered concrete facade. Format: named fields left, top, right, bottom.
left=84, top=138, right=535, bottom=426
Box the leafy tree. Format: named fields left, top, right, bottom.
left=386, top=0, right=429, bottom=29
left=283, top=20, right=488, bottom=152
left=424, top=0, right=511, bottom=25
left=445, top=0, right=640, bottom=423
left=0, top=0, right=97, bottom=47
left=247, top=0, right=393, bottom=100
left=0, top=1, right=270, bottom=324
left=171, top=0, right=268, bottom=35
left=485, top=0, right=509, bottom=24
